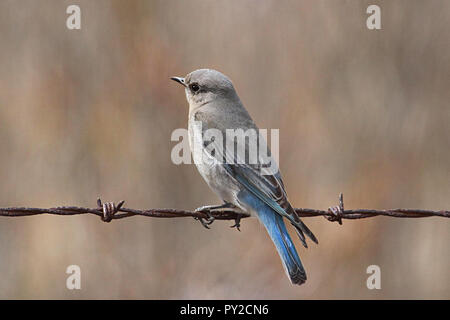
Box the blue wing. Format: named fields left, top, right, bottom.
left=224, top=163, right=318, bottom=247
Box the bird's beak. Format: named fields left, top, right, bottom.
left=170, top=76, right=186, bottom=87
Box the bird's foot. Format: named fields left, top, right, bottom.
left=230, top=213, right=243, bottom=231
left=194, top=210, right=216, bottom=229
left=194, top=202, right=242, bottom=231
left=194, top=203, right=236, bottom=229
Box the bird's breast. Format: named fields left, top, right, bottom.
left=188, top=119, right=241, bottom=205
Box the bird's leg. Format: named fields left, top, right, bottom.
left=195, top=213, right=214, bottom=229
left=194, top=202, right=236, bottom=229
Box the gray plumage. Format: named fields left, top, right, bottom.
left=171, top=69, right=317, bottom=285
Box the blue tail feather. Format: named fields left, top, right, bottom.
left=257, top=206, right=307, bottom=284
left=241, top=192, right=307, bottom=285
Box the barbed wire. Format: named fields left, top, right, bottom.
left=0, top=194, right=448, bottom=228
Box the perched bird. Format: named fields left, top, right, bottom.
left=171, top=69, right=318, bottom=285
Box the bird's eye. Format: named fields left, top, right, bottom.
left=190, top=83, right=200, bottom=93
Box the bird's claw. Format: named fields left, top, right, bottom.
left=194, top=209, right=216, bottom=229
left=194, top=205, right=212, bottom=213
left=230, top=214, right=242, bottom=231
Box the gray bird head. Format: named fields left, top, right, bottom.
left=171, top=69, right=238, bottom=111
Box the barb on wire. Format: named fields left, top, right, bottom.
left=0, top=194, right=448, bottom=228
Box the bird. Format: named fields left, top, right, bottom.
left=171, top=69, right=318, bottom=285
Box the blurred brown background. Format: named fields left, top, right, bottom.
left=0, top=0, right=448, bottom=299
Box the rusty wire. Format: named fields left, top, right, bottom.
left=0, top=194, right=448, bottom=227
